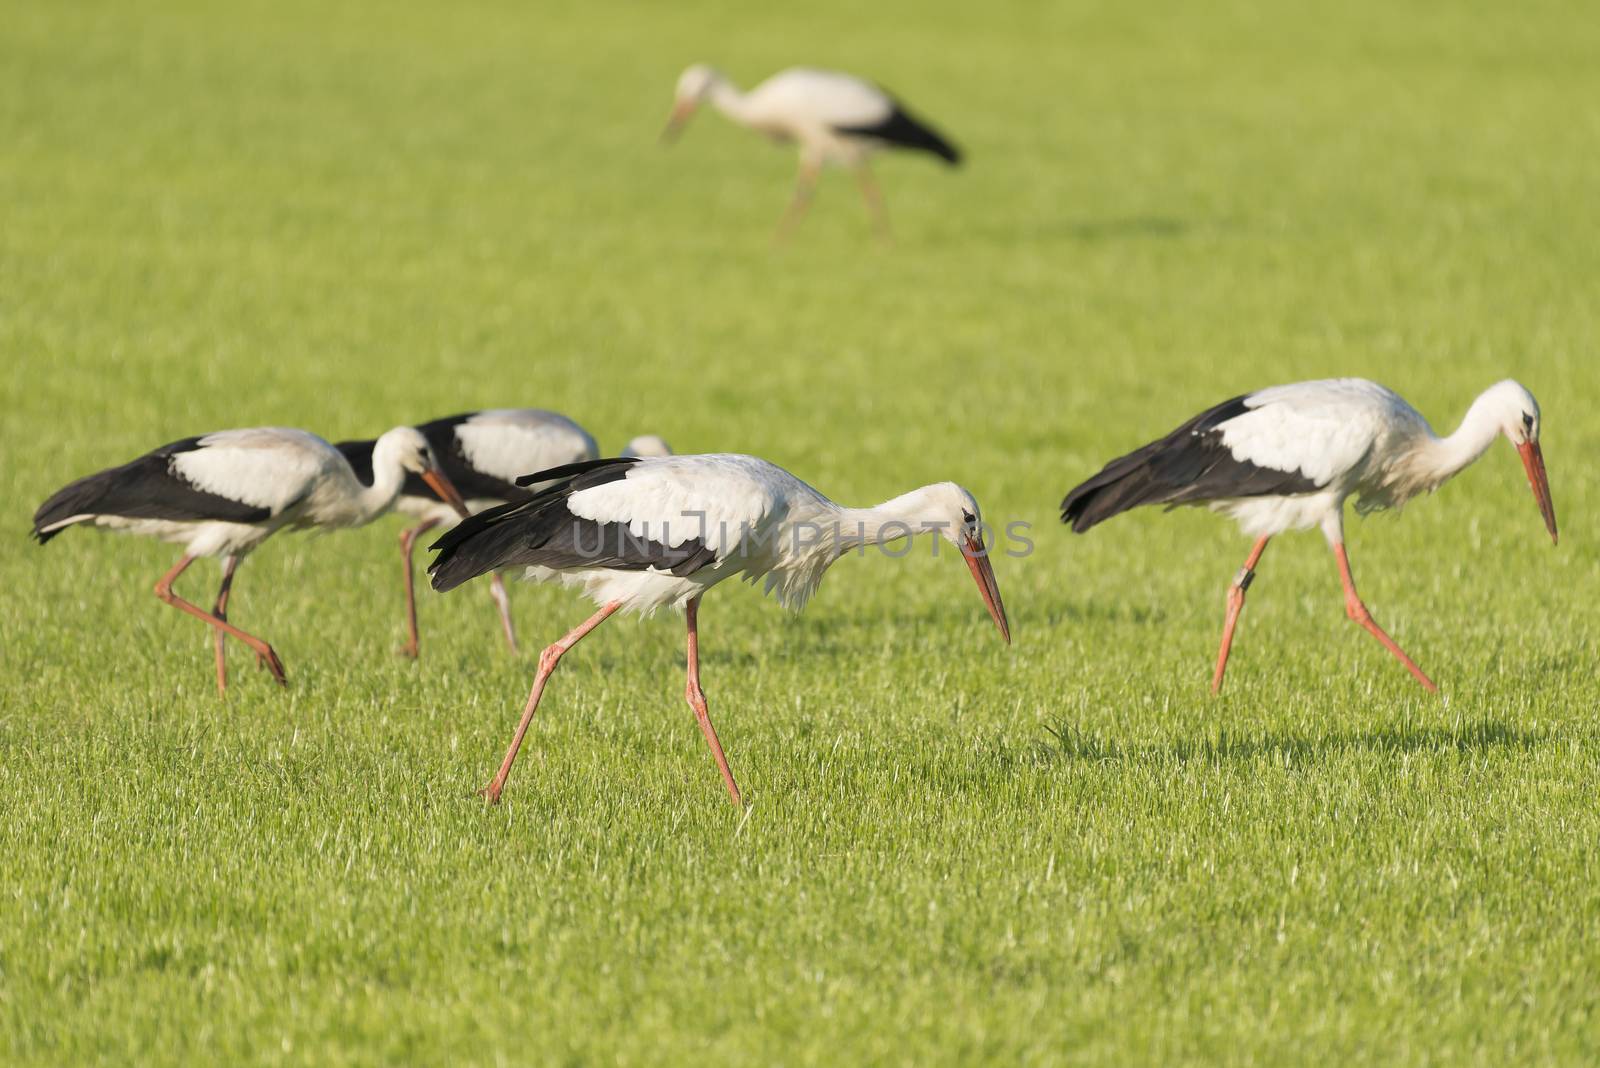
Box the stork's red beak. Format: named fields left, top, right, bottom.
left=1516, top=440, right=1557, bottom=544
left=422, top=467, right=471, bottom=520
left=962, top=534, right=1011, bottom=644
left=660, top=101, right=695, bottom=144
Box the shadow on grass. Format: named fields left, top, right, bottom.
left=1037, top=717, right=1561, bottom=770
left=1033, top=601, right=1170, bottom=627
left=992, top=215, right=1189, bottom=244
left=967, top=214, right=1193, bottom=249
left=1058, top=215, right=1189, bottom=241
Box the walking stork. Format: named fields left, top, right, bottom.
left=1060, top=379, right=1556, bottom=692
left=662, top=65, right=961, bottom=241
left=33, top=426, right=466, bottom=693
left=428, top=454, right=1010, bottom=806
left=337, top=410, right=672, bottom=658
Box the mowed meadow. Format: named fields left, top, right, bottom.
left=3, top=1, right=1598, bottom=1064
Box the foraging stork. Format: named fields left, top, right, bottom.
left=1061, top=379, right=1557, bottom=693
left=337, top=412, right=672, bottom=657
left=621, top=434, right=674, bottom=458
left=428, top=454, right=1010, bottom=806
left=32, top=426, right=466, bottom=694
left=662, top=65, right=961, bottom=241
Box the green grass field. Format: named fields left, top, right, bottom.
left=4, top=1, right=1598, bottom=1063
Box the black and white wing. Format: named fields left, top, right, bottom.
left=1060, top=381, right=1393, bottom=532
left=753, top=68, right=961, bottom=163
left=427, top=455, right=788, bottom=592
left=32, top=430, right=324, bottom=542
left=445, top=409, right=600, bottom=493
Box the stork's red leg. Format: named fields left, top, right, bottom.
left=1212, top=535, right=1271, bottom=694
left=211, top=554, right=239, bottom=694
left=480, top=600, right=623, bottom=804
left=774, top=158, right=821, bottom=244
left=856, top=164, right=891, bottom=244
left=1332, top=542, right=1438, bottom=692
left=684, top=597, right=742, bottom=806
left=154, top=555, right=285, bottom=687
left=488, top=572, right=519, bottom=654
left=398, top=517, right=444, bottom=658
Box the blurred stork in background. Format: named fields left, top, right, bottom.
left=429, top=453, right=1009, bottom=806
left=622, top=434, right=673, bottom=458
left=33, top=426, right=466, bottom=693
left=337, top=411, right=672, bottom=658
left=662, top=64, right=961, bottom=242
left=1061, top=379, right=1556, bottom=693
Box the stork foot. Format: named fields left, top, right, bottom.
left=258, top=645, right=287, bottom=685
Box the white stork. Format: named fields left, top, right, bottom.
left=32, top=426, right=467, bottom=693
left=661, top=65, right=961, bottom=241
left=621, top=434, right=674, bottom=458
left=336, top=410, right=673, bottom=658
left=428, top=454, right=1010, bottom=806
left=1061, top=379, right=1557, bottom=693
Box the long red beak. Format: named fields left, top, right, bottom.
left=422, top=467, right=471, bottom=520
left=962, top=535, right=1011, bottom=644
left=660, top=101, right=694, bottom=144
left=1516, top=440, right=1557, bottom=545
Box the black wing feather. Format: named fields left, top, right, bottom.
left=1060, top=395, right=1322, bottom=533
left=512, top=456, right=637, bottom=488
left=33, top=436, right=272, bottom=543
left=334, top=439, right=376, bottom=487
left=835, top=100, right=961, bottom=164
left=428, top=457, right=719, bottom=592
left=412, top=413, right=533, bottom=502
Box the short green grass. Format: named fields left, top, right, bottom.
left=3, top=1, right=1598, bottom=1063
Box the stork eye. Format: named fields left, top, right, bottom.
left=961, top=509, right=976, bottom=524
left=1521, top=413, right=1534, bottom=432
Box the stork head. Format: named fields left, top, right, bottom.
left=662, top=64, right=720, bottom=143
left=621, top=434, right=674, bottom=458
left=375, top=426, right=469, bottom=518
left=1479, top=379, right=1556, bottom=544
left=899, top=482, right=1011, bottom=645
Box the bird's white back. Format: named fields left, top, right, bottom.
left=453, top=409, right=599, bottom=486
left=564, top=455, right=820, bottom=557
left=1219, top=379, right=1428, bottom=490
left=173, top=428, right=338, bottom=513
left=746, top=68, right=893, bottom=128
